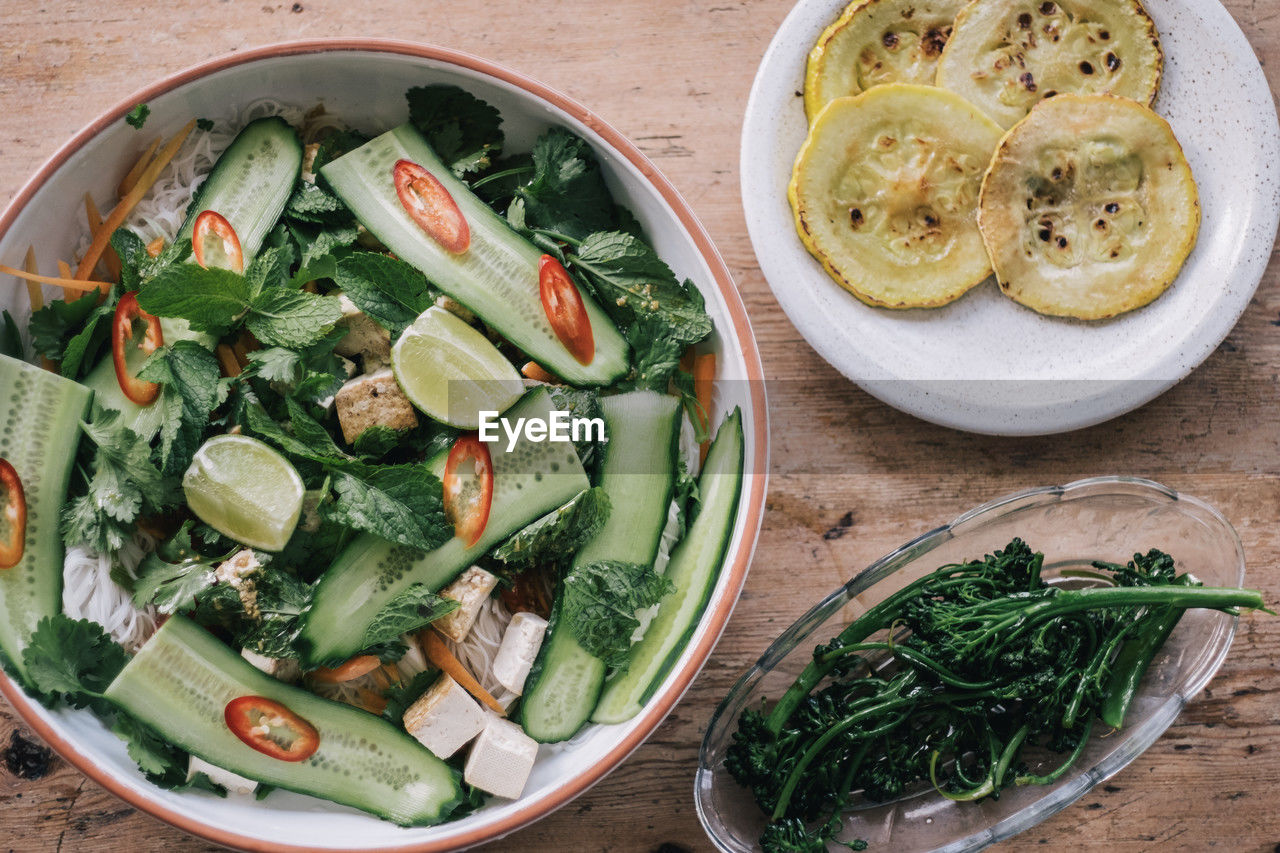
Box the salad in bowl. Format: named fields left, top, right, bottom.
left=0, top=42, right=764, bottom=849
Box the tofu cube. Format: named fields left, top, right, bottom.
left=434, top=567, right=499, bottom=643
left=334, top=294, right=392, bottom=370
left=492, top=612, right=549, bottom=695
left=464, top=717, right=538, bottom=799
left=334, top=368, right=418, bottom=445
left=188, top=755, right=257, bottom=795
left=403, top=674, right=486, bottom=759
left=240, top=648, right=301, bottom=683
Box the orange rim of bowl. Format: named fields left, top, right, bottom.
left=0, top=38, right=769, bottom=853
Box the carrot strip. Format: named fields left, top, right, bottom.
left=215, top=344, right=242, bottom=378
left=421, top=629, right=505, bottom=715
left=0, top=264, right=105, bottom=294
left=21, top=247, right=42, bottom=311
left=693, top=352, right=715, bottom=463
left=84, top=193, right=122, bottom=283
left=76, top=120, right=196, bottom=286
left=309, top=654, right=381, bottom=684
left=118, top=136, right=161, bottom=197
left=521, top=361, right=559, bottom=384
left=356, top=688, right=388, bottom=716
left=145, top=236, right=165, bottom=258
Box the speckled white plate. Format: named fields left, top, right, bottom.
left=742, top=0, right=1280, bottom=435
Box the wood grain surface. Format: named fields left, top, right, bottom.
left=1, top=1, right=1278, bottom=851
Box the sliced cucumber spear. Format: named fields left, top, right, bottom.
left=175, top=116, right=303, bottom=261
left=592, top=407, right=744, bottom=724
left=521, top=390, right=682, bottom=742
left=320, top=124, right=629, bottom=386
left=104, top=615, right=461, bottom=825
left=297, top=388, right=588, bottom=667
left=0, top=355, right=93, bottom=682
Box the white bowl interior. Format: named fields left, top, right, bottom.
left=741, top=0, right=1280, bottom=434
left=0, top=48, right=763, bottom=850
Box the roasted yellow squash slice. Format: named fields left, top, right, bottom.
left=978, top=94, right=1198, bottom=320
left=804, top=0, right=969, bottom=120
left=937, top=0, right=1162, bottom=129
left=790, top=84, right=1004, bottom=308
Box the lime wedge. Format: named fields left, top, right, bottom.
left=182, top=434, right=305, bottom=552
left=391, top=305, right=524, bottom=429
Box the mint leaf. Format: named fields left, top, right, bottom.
left=352, top=425, right=401, bottom=460
left=246, top=289, right=342, bottom=349
left=407, top=85, right=504, bottom=177
left=333, top=251, right=436, bottom=336
left=137, top=340, right=228, bottom=474
left=244, top=400, right=347, bottom=462
left=245, top=246, right=293, bottom=298
left=490, top=488, right=610, bottom=570
left=286, top=220, right=360, bottom=268
left=137, top=263, right=251, bottom=336
left=381, top=669, right=440, bottom=724
left=195, top=566, right=310, bottom=660
left=324, top=463, right=450, bottom=551
left=562, top=560, right=673, bottom=670
left=22, top=615, right=128, bottom=710
left=362, top=584, right=459, bottom=649
left=59, top=301, right=114, bottom=380
left=125, top=104, right=150, bottom=129
left=312, top=129, right=370, bottom=174
left=28, top=294, right=99, bottom=365
left=285, top=180, right=351, bottom=225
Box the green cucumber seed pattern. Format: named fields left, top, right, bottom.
left=0, top=356, right=92, bottom=678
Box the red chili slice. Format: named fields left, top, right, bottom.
left=0, top=460, right=27, bottom=570
left=224, top=696, right=319, bottom=763
left=393, top=159, right=470, bottom=254
left=192, top=210, right=244, bottom=273
left=442, top=436, right=493, bottom=548
left=538, top=255, right=595, bottom=365
left=112, top=291, right=164, bottom=405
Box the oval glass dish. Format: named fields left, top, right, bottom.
left=696, top=476, right=1246, bottom=853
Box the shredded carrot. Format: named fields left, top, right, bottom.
left=1, top=264, right=106, bottom=294
left=215, top=344, right=242, bottom=378
left=421, top=629, right=505, bottom=715
left=83, top=193, right=122, bottom=283
left=76, top=120, right=196, bottom=286
left=693, top=352, right=715, bottom=463
left=679, top=348, right=695, bottom=373
left=309, top=655, right=381, bottom=684
left=357, top=688, right=388, bottom=716
left=118, top=136, right=161, bottom=198
left=230, top=339, right=249, bottom=369
left=21, top=247, right=42, bottom=311
left=521, top=361, right=559, bottom=384
left=145, top=236, right=165, bottom=258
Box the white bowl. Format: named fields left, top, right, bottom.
left=741, top=0, right=1280, bottom=435
left=0, top=39, right=769, bottom=852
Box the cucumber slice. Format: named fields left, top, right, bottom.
left=592, top=408, right=744, bottom=724
left=175, top=117, right=302, bottom=261
left=0, top=354, right=93, bottom=681
left=320, top=125, right=629, bottom=386
left=298, top=388, right=588, bottom=666
left=104, top=615, right=461, bottom=825
left=521, top=391, right=681, bottom=742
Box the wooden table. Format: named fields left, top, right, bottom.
left=1, top=1, right=1277, bottom=850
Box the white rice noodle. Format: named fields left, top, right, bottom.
left=62, top=532, right=158, bottom=653
left=446, top=596, right=520, bottom=711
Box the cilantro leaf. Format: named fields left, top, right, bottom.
left=133, top=551, right=218, bottom=614
left=22, top=615, right=128, bottom=710
left=245, top=288, right=343, bottom=349
left=333, top=251, right=436, bottom=336
left=562, top=560, right=673, bottom=670
left=514, top=127, right=630, bottom=242
left=489, top=488, right=610, bottom=571
left=28, top=293, right=99, bottom=365
left=110, top=711, right=206, bottom=789
left=137, top=263, right=251, bottom=336
left=312, top=129, right=370, bottom=175
left=407, top=85, right=504, bottom=177
left=137, top=340, right=228, bottom=475
left=60, top=409, right=181, bottom=554
left=195, top=566, right=311, bottom=660
left=125, top=103, right=150, bottom=129
left=324, top=463, right=450, bottom=551
left=59, top=300, right=115, bottom=380
left=362, top=584, right=459, bottom=649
